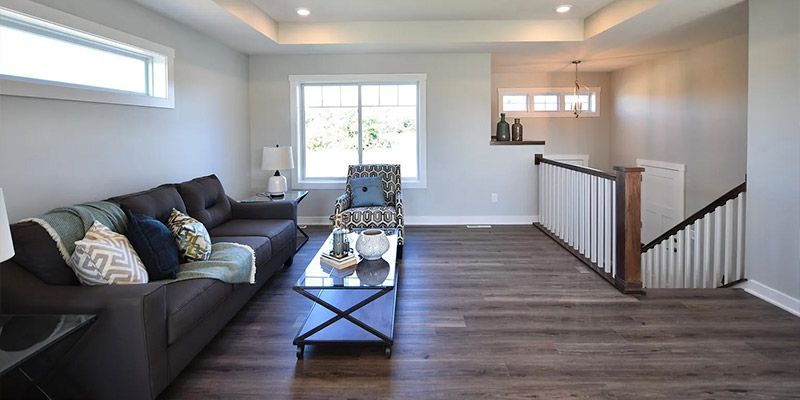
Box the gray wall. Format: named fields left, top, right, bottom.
left=744, top=0, right=800, bottom=303
left=0, top=0, right=251, bottom=221
left=608, top=34, right=749, bottom=216
left=491, top=71, right=613, bottom=171
left=250, top=53, right=544, bottom=224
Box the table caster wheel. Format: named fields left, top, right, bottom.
left=384, top=346, right=392, bottom=359
left=296, top=345, right=305, bottom=360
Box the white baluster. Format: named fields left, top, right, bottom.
left=683, top=227, right=692, bottom=288
left=590, top=176, right=597, bottom=263
left=724, top=199, right=734, bottom=285
left=713, top=206, right=724, bottom=287
left=676, top=233, right=684, bottom=288
left=597, top=179, right=605, bottom=272
left=604, top=179, right=612, bottom=274
left=735, top=192, right=745, bottom=281
left=611, top=182, right=617, bottom=278
left=703, top=213, right=712, bottom=288
left=693, top=219, right=702, bottom=288
left=664, top=236, right=675, bottom=288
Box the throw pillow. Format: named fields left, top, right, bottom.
left=351, top=176, right=385, bottom=207
left=125, top=210, right=181, bottom=280
left=69, top=221, right=149, bottom=285
left=167, top=208, right=212, bottom=262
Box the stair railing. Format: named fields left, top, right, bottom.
left=640, top=182, right=747, bottom=288
left=534, top=154, right=644, bottom=294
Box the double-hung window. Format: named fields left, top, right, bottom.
left=290, top=74, right=427, bottom=189
left=0, top=1, right=174, bottom=108
left=498, top=87, right=600, bottom=117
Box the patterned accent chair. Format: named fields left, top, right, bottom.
left=332, top=164, right=404, bottom=257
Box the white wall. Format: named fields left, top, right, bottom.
left=743, top=0, right=800, bottom=311
left=250, top=53, right=542, bottom=224
left=609, top=34, right=749, bottom=216
left=491, top=71, right=613, bottom=171
left=0, top=0, right=250, bottom=221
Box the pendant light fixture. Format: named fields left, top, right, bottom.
left=571, top=60, right=585, bottom=118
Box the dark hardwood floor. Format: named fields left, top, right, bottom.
left=159, top=226, right=800, bottom=400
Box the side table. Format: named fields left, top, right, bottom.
left=240, top=190, right=309, bottom=252
left=0, top=314, right=96, bottom=399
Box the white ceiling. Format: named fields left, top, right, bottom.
left=131, top=0, right=748, bottom=72
left=251, top=0, right=615, bottom=22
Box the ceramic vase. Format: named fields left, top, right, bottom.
left=355, top=229, right=390, bottom=260
left=496, top=113, right=511, bottom=141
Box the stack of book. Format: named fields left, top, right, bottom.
left=320, top=252, right=358, bottom=270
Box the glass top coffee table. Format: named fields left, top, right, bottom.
left=293, top=229, right=399, bottom=359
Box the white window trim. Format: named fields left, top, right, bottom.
left=499, top=87, right=601, bottom=118
left=0, top=0, right=175, bottom=108
left=289, top=73, right=427, bottom=190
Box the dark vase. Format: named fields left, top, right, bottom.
left=496, top=113, right=510, bottom=141
left=512, top=118, right=523, bottom=141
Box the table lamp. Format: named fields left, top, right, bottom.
left=261, top=145, right=294, bottom=197
left=0, top=188, right=15, bottom=263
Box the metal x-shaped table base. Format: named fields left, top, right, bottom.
left=293, top=287, right=394, bottom=359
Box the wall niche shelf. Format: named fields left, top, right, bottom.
left=490, top=136, right=545, bottom=146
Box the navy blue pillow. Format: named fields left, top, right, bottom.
left=350, top=176, right=385, bottom=207
left=125, top=209, right=181, bottom=280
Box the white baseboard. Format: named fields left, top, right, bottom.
left=297, top=215, right=540, bottom=226
left=737, top=280, right=800, bottom=317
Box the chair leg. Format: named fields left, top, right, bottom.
left=284, top=256, right=294, bottom=268
left=397, top=244, right=403, bottom=259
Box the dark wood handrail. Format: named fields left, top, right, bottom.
left=534, top=154, right=616, bottom=180
left=641, top=182, right=747, bottom=252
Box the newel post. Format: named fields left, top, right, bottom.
left=614, top=166, right=645, bottom=294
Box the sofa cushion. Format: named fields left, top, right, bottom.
left=177, top=175, right=232, bottom=230
left=69, top=221, right=149, bottom=285
left=126, top=210, right=180, bottom=280
left=9, top=221, right=79, bottom=285
left=167, top=209, right=212, bottom=262
left=110, top=185, right=186, bottom=223
left=210, top=219, right=295, bottom=252
left=211, top=236, right=271, bottom=266
left=165, top=279, right=232, bottom=345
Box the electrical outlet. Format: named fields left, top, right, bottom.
left=491, top=193, right=498, bottom=203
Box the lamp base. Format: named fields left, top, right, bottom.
left=267, top=174, right=287, bottom=197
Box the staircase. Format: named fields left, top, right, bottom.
left=641, top=183, right=746, bottom=288
left=535, top=154, right=747, bottom=294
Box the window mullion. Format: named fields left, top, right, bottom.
left=357, top=84, right=363, bottom=164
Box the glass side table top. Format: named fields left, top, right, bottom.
left=295, top=229, right=399, bottom=290
left=0, top=314, right=96, bottom=376
left=241, top=190, right=309, bottom=203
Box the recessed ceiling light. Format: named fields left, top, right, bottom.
left=555, top=4, right=572, bottom=13
left=296, top=8, right=310, bottom=17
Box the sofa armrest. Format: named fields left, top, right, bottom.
left=229, top=196, right=297, bottom=223
left=0, top=261, right=169, bottom=400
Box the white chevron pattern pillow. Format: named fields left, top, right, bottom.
left=69, top=221, right=149, bottom=285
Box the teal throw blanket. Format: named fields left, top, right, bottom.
left=22, top=201, right=127, bottom=262
left=177, top=242, right=256, bottom=284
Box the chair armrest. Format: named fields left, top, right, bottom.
left=334, top=193, right=351, bottom=215
left=394, top=190, right=404, bottom=218
left=0, top=261, right=169, bottom=399
left=229, top=196, right=297, bottom=223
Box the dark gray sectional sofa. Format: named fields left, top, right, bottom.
left=0, top=175, right=296, bottom=399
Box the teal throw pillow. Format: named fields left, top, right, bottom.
left=351, top=176, right=385, bottom=207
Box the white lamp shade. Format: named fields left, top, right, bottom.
left=261, top=146, right=295, bottom=171
left=0, top=188, right=15, bottom=263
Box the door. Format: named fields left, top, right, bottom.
left=543, top=154, right=589, bottom=166
left=637, top=159, right=685, bottom=243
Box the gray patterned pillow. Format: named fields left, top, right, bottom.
left=69, top=221, right=149, bottom=285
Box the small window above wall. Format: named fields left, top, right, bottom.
left=499, top=87, right=600, bottom=118
left=0, top=1, right=175, bottom=108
